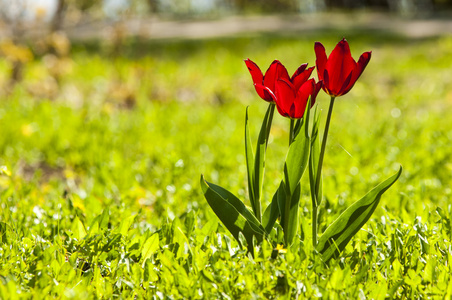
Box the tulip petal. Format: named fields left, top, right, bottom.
left=351, top=51, right=372, bottom=85
left=357, top=51, right=371, bottom=75
left=314, top=42, right=327, bottom=82
left=323, top=69, right=332, bottom=96
left=325, top=39, right=356, bottom=96
left=289, top=103, right=296, bottom=118
left=311, top=80, right=323, bottom=107
left=294, top=80, right=315, bottom=118
left=290, top=63, right=308, bottom=81
left=292, top=66, right=315, bottom=92
left=275, top=78, right=296, bottom=118
left=340, top=51, right=372, bottom=96
left=254, top=83, right=276, bottom=102
left=245, top=59, right=263, bottom=85
left=245, top=59, right=271, bottom=101
left=263, top=60, right=290, bottom=92
left=337, top=71, right=353, bottom=96
left=275, top=102, right=288, bottom=118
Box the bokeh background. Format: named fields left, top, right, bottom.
left=1, top=0, right=452, bottom=95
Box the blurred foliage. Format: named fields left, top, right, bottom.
left=232, top=0, right=299, bottom=13
left=0, top=39, right=33, bottom=64
left=1, top=31, right=452, bottom=297
left=2, top=0, right=452, bottom=28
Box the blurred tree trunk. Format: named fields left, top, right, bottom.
left=51, top=0, right=67, bottom=33
left=148, top=0, right=159, bottom=13
left=0, top=0, right=29, bottom=91
left=47, top=0, right=71, bottom=89
left=387, top=0, right=433, bottom=16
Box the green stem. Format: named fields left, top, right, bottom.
left=312, top=204, right=317, bottom=248
left=265, top=103, right=275, bottom=148
left=313, top=96, right=336, bottom=247
left=289, top=118, right=295, bottom=145
left=282, top=118, right=297, bottom=245
left=283, top=188, right=291, bottom=246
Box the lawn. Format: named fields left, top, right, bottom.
left=1, top=31, right=452, bottom=298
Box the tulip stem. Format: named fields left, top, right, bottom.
left=265, top=104, right=275, bottom=148
left=289, top=118, right=295, bottom=145
left=313, top=96, right=336, bottom=247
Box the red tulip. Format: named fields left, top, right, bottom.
left=245, top=59, right=289, bottom=102
left=245, top=59, right=314, bottom=103
left=315, top=38, right=371, bottom=97
left=258, top=78, right=322, bottom=119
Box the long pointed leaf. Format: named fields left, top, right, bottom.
left=245, top=107, right=255, bottom=215
left=202, top=177, right=263, bottom=229
left=284, top=98, right=311, bottom=196
left=141, top=233, right=159, bottom=267
left=316, top=166, right=402, bottom=262
left=253, top=103, right=274, bottom=221
left=200, top=176, right=264, bottom=251
left=284, top=183, right=301, bottom=245
left=0, top=222, right=9, bottom=244
left=277, top=181, right=302, bottom=246
left=309, top=107, right=322, bottom=207
left=262, top=181, right=284, bottom=234
left=279, top=99, right=311, bottom=245
left=90, top=208, right=110, bottom=231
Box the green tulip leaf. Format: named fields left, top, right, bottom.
left=245, top=107, right=255, bottom=215
left=283, top=97, right=311, bottom=196
left=202, top=176, right=262, bottom=228
left=253, top=128, right=265, bottom=220
left=309, top=107, right=322, bottom=207
left=316, top=166, right=402, bottom=262
left=262, top=181, right=284, bottom=234
left=253, top=103, right=274, bottom=221
left=278, top=98, right=311, bottom=245
left=245, top=104, right=275, bottom=222
left=281, top=182, right=301, bottom=245
left=200, top=175, right=265, bottom=251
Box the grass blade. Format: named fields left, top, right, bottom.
left=141, top=233, right=159, bottom=267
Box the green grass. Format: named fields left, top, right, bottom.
left=1, top=31, right=452, bottom=298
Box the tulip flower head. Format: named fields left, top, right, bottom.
left=250, top=60, right=320, bottom=119
left=315, top=38, right=371, bottom=97
left=259, top=78, right=322, bottom=119
left=245, top=59, right=316, bottom=102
